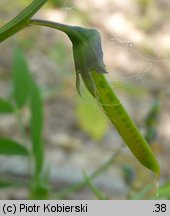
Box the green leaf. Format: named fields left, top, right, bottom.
left=0, top=180, right=15, bottom=188
left=29, top=165, right=51, bottom=200
left=0, top=180, right=24, bottom=188
left=30, top=180, right=50, bottom=200
left=30, top=80, right=44, bottom=176
left=12, top=48, right=31, bottom=108
left=0, top=98, right=14, bottom=113
left=76, top=88, right=109, bottom=140
left=0, top=138, right=29, bottom=156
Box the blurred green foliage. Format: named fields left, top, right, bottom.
left=12, top=48, right=31, bottom=108
left=49, top=42, right=72, bottom=73
left=0, top=138, right=29, bottom=156
left=144, top=100, right=160, bottom=144
left=137, top=18, right=154, bottom=32
left=112, top=81, right=146, bottom=96
left=76, top=88, right=109, bottom=141
left=0, top=98, right=14, bottom=113
left=48, top=0, right=74, bottom=8
left=122, top=165, right=135, bottom=186
left=30, top=79, right=44, bottom=177
left=0, top=48, right=49, bottom=199
left=131, top=181, right=170, bottom=200
left=0, top=179, right=25, bottom=189
left=83, top=172, right=107, bottom=200
left=158, top=182, right=170, bottom=199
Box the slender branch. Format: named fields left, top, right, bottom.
left=0, top=0, right=48, bottom=42
left=52, top=145, right=124, bottom=199
left=83, top=172, right=107, bottom=200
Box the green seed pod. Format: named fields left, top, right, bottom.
left=30, top=19, right=160, bottom=173
left=89, top=71, right=160, bottom=173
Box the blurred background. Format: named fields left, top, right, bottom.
left=0, top=0, right=170, bottom=199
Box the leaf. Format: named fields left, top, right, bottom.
left=0, top=138, right=29, bottom=156
left=29, top=165, right=51, bottom=200
left=0, top=98, right=14, bottom=113
left=30, top=181, right=50, bottom=200
left=12, top=48, right=31, bottom=108
left=0, top=180, right=16, bottom=188
left=30, top=80, right=44, bottom=176
left=76, top=88, right=109, bottom=140
left=0, top=180, right=24, bottom=188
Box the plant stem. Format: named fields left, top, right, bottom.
left=29, top=19, right=73, bottom=34
left=0, top=0, right=48, bottom=42
left=83, top=172, right=107, bottom=200
left=52, top=145, right=124, bottom=199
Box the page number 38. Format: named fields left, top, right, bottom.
left=153, top=204, right=166, bottom=213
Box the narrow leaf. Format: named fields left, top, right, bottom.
left=12, top=48, right=31, bottom=108
left=0, top=180, right=16, bottom=188
left=0, top=138, right=29, bottom=156
left=0, top=180, right=24, bottom=188
left=0, top=98, right=14, bottom=113
left=30, top=80, right=44, bottom=176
